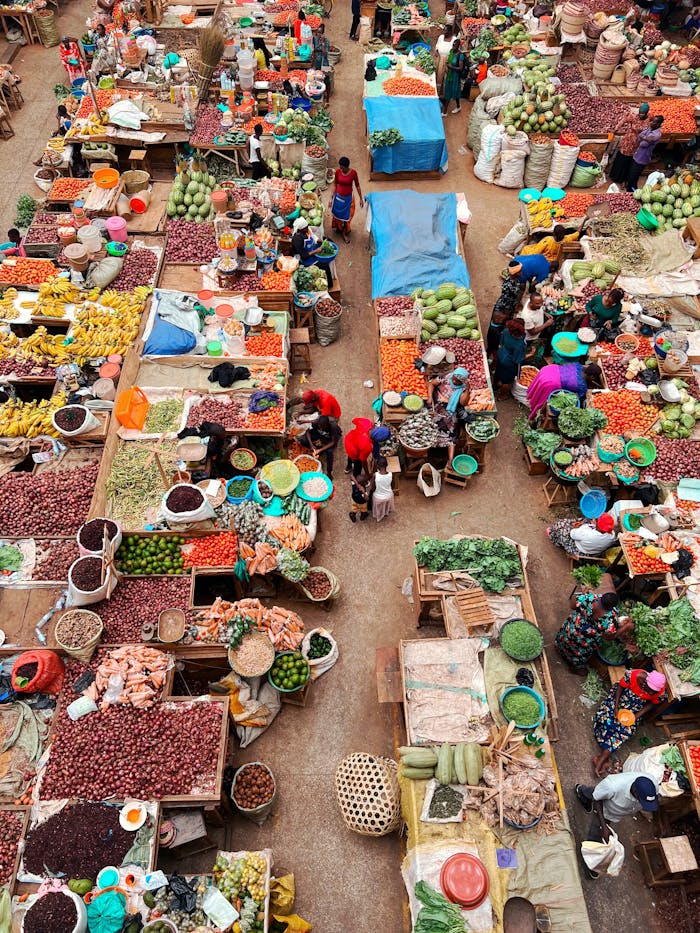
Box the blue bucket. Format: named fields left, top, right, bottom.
left=580, top=489, right=607, bottom=519
left=226, top=475, right=255, bottom=504
left=290, top=97, right=312, bottom=112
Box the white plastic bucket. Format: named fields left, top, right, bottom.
left=52, top=404, right=101, bottom=437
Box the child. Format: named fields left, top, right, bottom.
left=349, top=473, right=369, bottom=523
left=313, top=25, right=329, bottom=70
left=369, top=457, right=394, bottom=522
left=0, top=229, right=24, bottom=257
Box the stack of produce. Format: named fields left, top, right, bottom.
left=90, top=645, right=171, bottom=709
left=634, top=177, right=700, bottom=231
left=630, top=597, right=700, bottom=681
left=589, top=389, right=659, bottom=434
left=380, top=339, right=427, bottom=396
left=414, top=283, right=480, bottom=342
left=569, top=259, right=620, bottom=288
left=165, top=154, right=219, bottom=223
left=413, top=536, right=522, bottom=592
left=656, top=389, right=700, bottom=438
left=508, top=54, right=556, bottom=87
left=398, top=743, right=484, bottom=784
left=501, top=84, right=569, bottom=135
left=527, top=196, right=564, bottom=229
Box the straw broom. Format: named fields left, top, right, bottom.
left=195, top=24, right=226, bottom=103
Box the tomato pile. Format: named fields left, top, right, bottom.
left=620, top=533, right=670, bottom=575
left=246, top=333, right=284, bottom=357
left=384, top=77, right=436, bottom=96
left=0, top=258, right=58, bottom=285
left=47, top=177, right=91, bottom=201
left=246, top=408, right=284, bottom=431
left=75, top=89, right=115, bottom=119
left=183, top=532, right=238, bottom=568
left=589, top=390, right=659, bottom=434
left=380, top=339, right=427, bottom=397
left=687, top=744, right=700, bottom=785
left=260, top=270, right=291, bottom=291
left=648, top=98, right=697, bottom=134
left=598, top=337, right=654, bottom=357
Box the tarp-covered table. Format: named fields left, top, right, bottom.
left=367, top=190, right=469, bottom=298
left=364, top=97, right=448, bottom=175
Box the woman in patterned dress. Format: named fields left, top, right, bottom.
left=592, top=669, right=666, bottom=776
left=555, top=592, right=622, bottom=672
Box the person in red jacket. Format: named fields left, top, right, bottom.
left=301, top=388, right=341, bottom=420
left=344, top=416, right=372, bottom=477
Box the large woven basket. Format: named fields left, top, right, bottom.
left=54, top=609, right=103, bottom=662
left=335, top=753, right=401, bottom=836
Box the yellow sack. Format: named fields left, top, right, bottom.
left=270, top=874, right=295, bottom=914
left=273, top=914, right=312, bottom=932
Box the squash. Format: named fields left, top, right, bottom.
left=432, top=299, right=454, bottom=316
left=399, top=747, right=438, bottom=767
left=454, top=743, right=468, bottom=784
left=402, top=766, right=435, bottom=780
left=435, top=283, right=457, bottom=301
left=464, top=743, right=483, bottom=786
left=422, top=306, right=440, bottom=321
left=436, top=743, right=452, bottom=785
left=422, top=317, right=438, bottom=334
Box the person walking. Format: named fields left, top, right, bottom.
left=349, top=473, right=369, bottom=522
left=330, top=157, right=363, bottom=243
left=349, top=0, right=360, bottom=40
left=248, top=124, right=271, bottom=180
left=368, top=457, right=395, bottom=522
left=441, top=39, right=466, bottom=115
left=609, top=103, right=649, bottom=184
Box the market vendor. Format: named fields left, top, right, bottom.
left=301, top=388, right=342, bottom=420
left=374, top=0, right=393, bottom=39
left=249, top=124, right=272, bottom=180
left=369, top=424, right=391, bottom=457
left=300, top=415, right=342, bottom=479
left=344, top=416, right=373, bottom=476
left=59, top=36, right=86, bottom=83
left=555, top=591, right=622, bottom=673
left=592, top=668, right=667, bottom=777
left=547, top=512, right=617, bottom=557
left=609, top=103, right=649, bottom=185
left=519, top=225, right=579, bottom=267
left=626, top=115, right=665, bottom=192
left=0, top=229, right=25, bottom=258
left=511, top=252, right=551, bottom=286
left=291, top=218, right=332, bottom=286
left=488, top=263, right=524, bottom=363
left=331, top=157, right=363, bottom=245
left=494, top=318, right=527, bottom=400
left=585, top=287, right=625, bottom=330
left=427, top=366, right=471, bottom=466
left=517, top=293, right=553, bottom=358
left=526, top=362, right=603, bottom=422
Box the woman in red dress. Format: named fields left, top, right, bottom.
left=330, top=156, right=363, bottom=244
left=59, top=36, right=86, bottom=83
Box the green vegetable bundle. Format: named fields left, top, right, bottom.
left=413, top=536, right=521, bottom=592
left=630, top=598, right=700, bottom=679
left=414, top=882, right=466, bottom=933
left=572, top=564, right=604, bottom=588
left=369, top=128, right=404, bottom=149
left=413, top=49, right=436, bottom=75
left=521, top=428, right=561, bottom=461
left=277, top=547, right=310, bottom=582
left=15, top=194, right=36, bottom=230
left=558, top=406, right=607, bottom=439
left=310, top=107, right=333, bottom=132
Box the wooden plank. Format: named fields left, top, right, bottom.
left=660, top=835, right=699, bottom=874
left=376, top=645, right=402, bottom=703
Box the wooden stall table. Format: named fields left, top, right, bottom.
left=199, top=142, right=248, bottom=175
left=636, top=836, right=700, bottom=888
left=0, top=7, right=40, bottom=44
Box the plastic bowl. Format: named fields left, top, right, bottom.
left=294, top=291, right=318, bottom=309
left=637, top=207, right=659, bottom=231
left=296, top=470, right=333, bottom=502
left=580, top=488, right=607, bottom=518
left=314, top=240, right=339, bottom=267
left=624, top=437, right=656, bottom=467
left=451, top=454, right=478, bottom=476
left=552, top=331, right=586, bottom=358
left=500, top=686, right=546, bottom=730
left=93, top=167, right=120, bottom=189
left=518, top=187, right=541, bottom=203
left=106, top=241, right=128, bottom=257
left=268, top=650, right=311, bottom=693
left=226, top=475, right=255, bottom=504
left=614, top=462, right=641, bottom=485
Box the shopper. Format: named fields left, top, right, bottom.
left=59, top=36, right=86, bottom=83
left=350, top=0, right=360, bottom=40
left=609, top=103, right=649, bottom=184
left=248, top=124, right=271, bottom=180
left=519, top=224, right=579, bottom=266
left=487, top=263, right=523, bottom=364
left=592, top=669, right=667, bottom=777
left=511, top=253, right=551, bottom=285
left=374, top=0, right=393, bottom=38
left=301, top=415, right=342, bottom=479
left=435, top=25, right=454, bottom=91
left=369, top=457, right=395, bottom=522
left=331, top=157, right=363, bottom=244
left=344, top=417, right=373, bottom=476
left=526, top=362, right=603, bottom=422
left=494, top=318, right=527, bottom=399
left=301, top=388, right=342, bottom=420
left=313, top=25, right=330, bottom=69
left=554, top=592, right=621, bottom=672
left=349, top=472, right=369, bottom=522
left=441, top=39, right=466, bottom=115
left=627, top=116, right=664, bottom=191
left=575, top=773, right=659, bottom=843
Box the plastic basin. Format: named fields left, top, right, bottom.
left=580, top=489, right=607, bottom=518
left=451, top=454, right=478, bottom=476
left=637, top=208, right=659, bottom=231
left=500, top=685, right=546, bottom=729
left=624, top=437, right=656, bottom=467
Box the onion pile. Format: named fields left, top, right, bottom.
left=644, top=438, right=700, bottom=482
left=0, top=463, right=98, bottom=536
left=186, top=396, right=244, bottom=430
left=0, top=810, right=22, bottom=885
left=92, top=577, right=192, bottom=642
left=111, top=248, right=159, bottom=290
left=0, top=358, right=55, bottom=378
left=33, top=539, right=80, bottom=581
left=375, top=296, right=414, bottom=317
left=41, top=701, right=223, bottom=799
left=165, top=220, right=217, bottom=263
left=303, top=569, right=332, bottom=599
left=418, top=339, right=488, bottom=389
left=564, top=83, right=629, bottom=135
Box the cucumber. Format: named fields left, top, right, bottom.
left=436, top=742, right=451, bottom=785
left=402, top=766, right=435, bottom=780
left=454, top=743, right=468, bottom=784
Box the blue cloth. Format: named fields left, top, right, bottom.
left=300, top=233, right=318, bottom=267
left=143, top=314, right=196, bottom=356
left=446, top=367, right=470, bottom=413
left=364, top=97, right=448, bottom=174
left=513, top=252, right=550, bottom=284
left=560, top=363, right=587, bottom=399
left=370, top=425, right=391, bottom=456
left=367, top=190, right=469, bottom=298
left=331, top=192, right=352, bottom=222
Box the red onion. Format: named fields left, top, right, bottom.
left=419, top=338, right=489, bottom=389
left=0, top=810, right=22, bottom=885
left=111, top=247, right=159, bottom=290
left=165, top=220, right=217, bottom=263
left=33, top=540, right=80, bottom=581
left=375, top=296, right=414, bottom=317
left=644, top=438, right=700, bottom=482
left=0, top=463, right=98, bottom=536
left=91, top=577, right=193, bottom=642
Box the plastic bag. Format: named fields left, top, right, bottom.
left=571, top=162, right=602, bottom=188
left=0, top=889, right=10, bottom=933
left=478, top=76, right=523, bottom=100
left=301, top=627, right=339, bottom=679
left=86, top=256, right=123, bottom=289
left=143, top=315, right=197, bottom=356
left=11, top=649, right=64, bottom=694
left=581, top=828, right=625, bottom=876
left=466, top=98, right=494, bottom=157
left=417, top=463, right=442, bottom=497
left=270, top=874, right=295, bottom=915
left=272, top=915, right=313, bottom=933
left=168, top=875, right=197, bottom=912
left=485, top=91, right=516, bottom=117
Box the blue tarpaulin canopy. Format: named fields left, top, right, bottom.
left=367, top=190, right=469, bottom=299
left=364, top=97, right=448, bottom=174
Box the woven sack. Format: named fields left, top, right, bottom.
left=335, top=753, right=401, bottom=836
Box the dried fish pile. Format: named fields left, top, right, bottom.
left=463, top=756, right=559, bottom=833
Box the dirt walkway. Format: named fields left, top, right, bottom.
left=1, top=9, right=663, bottom=931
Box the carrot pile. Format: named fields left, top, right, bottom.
left=183, top=532, right=238, bottom=568
left=240, top=541, right=278, bottom=575
left=246, top=408, right=285, bottom=431
left=255, top=69, right=307, bottom=87
left=0, top=258, right=58, bottom=285
left=589, top=389, right=659, bottom=434
left=48, top=177, right=91, bottom=200
left=648, top=98, right=697, bottom=133
left=88, top=645, right=170, bottom=710
left=230, top=597, right=305, bottom=650
left=560, top=193, right=594, bottom=217
left=260, top=270, right=291, bottom=291
left=269, top=513, right=311, bottom=551
left=384, top=77, right=436, bottom=96
left=246, top=333, right=284, bottom=357
left=380, top=339, right=427, bottom=396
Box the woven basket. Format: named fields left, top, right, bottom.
left=299, top=192, right=319, bottom=210
left=54, top=609, right=103, bottom=662
left=334, top=753, right=401, bottom=836
left=35, top=9, right=59, bottom=47
left=122, top=169, right=150, bottom=194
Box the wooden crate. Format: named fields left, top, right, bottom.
left=680, top=741, right=700, bottom=819
left=523, top=443, right=548, bottom=476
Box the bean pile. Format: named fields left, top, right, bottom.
left=23, top=892, right=77, bottom=933
left=165, top=220, right=217, bottom=263
left=315, top=298, right=342, bottom=318
left=165, top=485, right=204, bottom=513
left=55, top=610, right=102, bottom=649
left=375, top=296, right=413, bottom=316
left=69, top=556, right=103, bottom=592
left=233, top=763, right=275, bottom=810
left=0, top=810, right=22, bottom=885
left=23, top=802, right=133, bottom=880
left=111, top=247, right=159, bottom=290
left=93, top=577, right=192, bottom=642
left=186, top=396, right=244, bottom=430
left=41, top=701, right=223, bottom=799
left=0, top=463, right=98, bottom=536
left=303, top=569, right=331, bottom=599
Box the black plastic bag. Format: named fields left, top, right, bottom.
left=168, top=875, right=197, bottom=913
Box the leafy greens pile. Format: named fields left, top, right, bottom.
left=572, top=564, right=604, bottom=589
left=513, top=415, right=561, bottom=461
left=369, top=128, right=404, bottom=148
left=414, top=881, right=466, bottom=933
left=558, top=406, right=608, bottom=440
left=630, top=598, right=700, bottom=682
left=413, top=536, right=521, bottom=592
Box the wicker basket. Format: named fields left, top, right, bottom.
left=54, top=609, right=103, bottom=662
left=335, top=753, right=401, bottom=836
left=197, top=479, right=227, bottom=509
left=35, top=9, right=59, bottom=47
left=122, top=169, right=150, bottom=194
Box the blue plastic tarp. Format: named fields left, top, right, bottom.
left=367, top=191, right=469, bottom=298
left=364, top=97, right=448, bottom=174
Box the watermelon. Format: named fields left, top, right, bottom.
left=435, top=283, right=457, bottom=301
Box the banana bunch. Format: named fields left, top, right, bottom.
left=39, top=279, right=81, bottom=302
left=0, top=331, right=19, bottom=359
left=0, top=393, right=66, bottom=438
left=46, top=138, right=65, bottom=152
left=99, top=285, right=151, bottom=311
left=526, top=196, right=565, bottom=229
left=22, top=327, right=73, bottom=365
left=0, top=287, right=19, bottom=321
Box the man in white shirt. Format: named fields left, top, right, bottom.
left=575, top=774, right=658, bottom=875
left=248, top=124, right=271, bottom=180
left=569, top=513, right=617, bottom=557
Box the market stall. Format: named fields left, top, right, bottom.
left=364, top=97, right=447, bottom=178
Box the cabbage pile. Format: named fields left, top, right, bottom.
left=657, top=381, right=700, bottom=438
